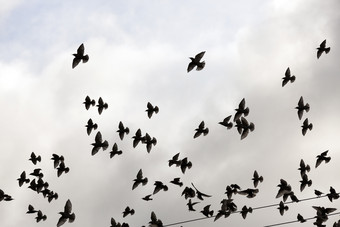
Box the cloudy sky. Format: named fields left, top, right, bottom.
left=0, top=0, right=339, bottom=226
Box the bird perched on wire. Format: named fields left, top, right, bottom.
left=187, top=51, right=206, bottom=72
left=83, top=96, right=95, bottom=110
left=96, top=97, right=108, bottom=115
left=296, top=96, right=310, bottom=120
left=146, top=102, right=159, bottom=119
left=282, top=67, right=296, bottom=87
left=297, top=213, right=306, bottom=223
left=91, top=131, right=109, bottom=155
left=240, top=206, right=253, bottom=219
left=301, top=118, right=313, bottom=136
left=57, top=199, right=75, bottom=227
left=117, top=121, right=129, bottom=140
left=29, top=152, right=41, bottom=165
left=317, top=39, right=330, bottom=59
left=316, top=150, right=331, bottom=168
left=132, top=169, right=148, bottom=190
left=193, top=121, right=209, bottom=138
left=72, top=43, right=89, bottom=68
left=219, top=115, right=233, bottom=129
left=85, top=118, right=98, bottom=136
left=314, top=190, right=323, bottom=197
left=252, top=170, right=263, bottom=188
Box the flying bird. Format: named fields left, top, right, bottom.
left=296, top=96, right=310, bottom=120
left=29, top=152, right=41, bottom=165
left=30, top=168, right=44, bottom=178
left=27, top=204, right=38, bottom=214
left=191, top=183, right=212, bottom=200
left=180, top=157, right=192, bottom=174
left=149, top=211, right=163, bottom=227
left=298, top=159, right=310, bottom=177
left=299, top=174, right=312, bottom=192
left=282, top=67, right=296, bottom=87
left=240, top=206, right=253, bottom=219
left=301, top=118, right=313, bottom=136
left=238, top=188, right=259, bottom=198
left=235, top=117, right=255, bottom=140
left=153, top=181, right=168, bottom=195
left=234, top=98, right=249, bottom=122
left=132, top=129, right=143, bottom=148
left=96, top=97, right=108, bottom=115
left=110, top=143, right=122, bottom=158
left=17, top=171, right=30, bottom=187
left=252, top=170, right=263, bottom=188
left=51, top=154, right=65, bottom=169
left=316, top=150, right=331, bottom=168
left=122, top=206, right=135, bottom=217
left=146, top=102, right=159, bottom=119
left=132, top=169, right=148, bottom=190
left=91, top=131, right=109, bottom=155
left=327, top=186, right=339, bottom=202
left=72, top=43, right=89, bottom=68
left=276, top=179, right=292, bottom=199
left=117, top=121, right=129, bottom=140
left=57, top=199, right=75, bottom=227
left=0, top=189, right=13, bottom=201
left=142, top=194, right=153, bottom=201
left=143, top=133, right=157, bottom=153
left=83, top=96, right=95, bottom=110
left=193, top=121, right=209, bottom=138
left=317, top=39, right=330, bottom=59
left=187, top=51, right=206, bottom=72
left=219, top=115, right=233, bottom=129
left=201, top=205, right=214, bottom=217
left=168, top=153, right=182, bottom=167
left=170, top=178, right=183, bottom=187
left=187, top=199, right=199, bottom=211
left=85, top=118, right=98, bottom=136
left=57, top=162, right=70, bottom=177
left=35, top=210, right=47, bottom=222
left=181, top=186, right=196, bottom=199
left=278, top=201, right=288, bottom=216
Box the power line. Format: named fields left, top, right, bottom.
left=162, top=193, right=339, bottom=227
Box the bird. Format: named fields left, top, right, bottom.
left=170, top=178, right=183, bottom=187
left=27, top=204, right=38, bottom=214
left=122, top=206, right=135, bottom=217
left=142, top=133, right=157, bottom=153
left=299, top=174, right=312, bottom=192
left=201, top=205, right=214, bottom=217
left=313, top=206, right=337, bottom=225
left=187, top=51, right=206, bottom=72
left=298, top=159, right=310, bottom=177
left=35, top=210, right=47, bottom=222
left=142, top=194, right=153, bottom=201
left=225, top=185, right=238, bottom=199
left=327, top=186, right=339, bottom=202
left=220, top=198, right=237, bottom=213
left=96, top=97, right=108, bottom=115
left=278, top=201, right=288, bottom=216
left=296, top=96, right=310, bottom=120
left=57, top=162, right=69, bottom=177
left=117, top=121, right=129, bottom=140
left=282, top=67, right=296, bottom=87
left=17, top=171, right=30, bottom=187
left=72, top=43, right=89, bottom=68
left=240, top=206, right=253, bottom=219
left=85, top=118, right=98, bottom=136
left=191, top=183, right=212, bottom=200
left=132, top=129, right=143, bottom=148
left=153, top=181, right=168, bottom=195
left=51, top=154, right=65, bottom=169
left=193, top=121, right=209, bottom=138
left=234, top=98, right=249, bottom=122
left=180, top=157, right=192, bottom=174
left=149, top=211, right=163, bottom=227
left=317, top=39, right=330, bottom=59
left=276, top=179, right=292, bottom=199
left=46, top=190, right=58, bottom=203
left=57, top=199, right=75, bottom=227
left=29, top=152, right=41, bottom=165
left=301, top=118, right=313, bottom=136
left=168, top=153, right=182, bottom=167
left=238, top=188, right=259, bottom=198
left=132, top=169, right=148, bottom=190
left=314, top=190, right=324, bottom=197
left=187, top=199, right=199, bottom=211
left=110, top=217, right=122, bottom=227
left=181, top=186, right=196, bottom=199
left=0, top=190, right=13, bottom=202
left=30, top=168, right=44, bottom=178
left=83, top=96, right=95, bottom=110
left=316, top=150, right=331, bottom=168
left=146, top=102, right=159, bottom=119
left=91, top=131, right=109, bottom=155
left=252, top=170, right=263, bottom=188
left=297, top=213, right=306, bottom=223
left=235, top=117, right=255, bottom=140
left=110, top=143, right=122, bottom=158
left=36, top=178, right=49, bottom=193
left=219, top=115, right=233, bottom=129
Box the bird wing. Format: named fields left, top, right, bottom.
left=187, top=62, right=195, bottom=72
left=320, top=39, right=326, bottom=48
left=77, top=43, right=85, bottom=55
left=64, top=199, right=72, bottom=213
left=285, top=67, right=291, bottom=77
left=195, top=51, right=205, bottom=61
left=95, top=131, right=103, bottom=143
left=57, top=216, right=67, bottom=227
left=72, top=58, right=81, bottom=69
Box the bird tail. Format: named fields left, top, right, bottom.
left=82, top=55, right=89, bottom=63
left=291, top=76, right=296, bottom=83
left=305, top=104, right=310, bottom=112
left=325, top=47, right=330, bottom=54
left=102, top=141, right=109, bottom=150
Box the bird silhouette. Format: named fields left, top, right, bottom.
left=17, top=171, right=30, bottom=187
left=296, top=96, right=310, bottom=120
left=72, top=43, right=89, bottom=68
left=297, top=213, right=306, bottom=223
left=191, top=183, right=212, bottom=200
left=201, top=205, right=214, bottom=217
left=168, top=153, right=182, bottom=167
left=146, top=102, right=159, bottom=119
left=36, top=178, right=49, bottom=193
left=96, top=97, right=108, bottom=115
left=301, top=118, right=313, bottom=136
left=27, top=204, right=38, bottom=214
left=235, top=117, right=255, bottom=140
left=234, top=98, right=249, bottom=122
left=85, top=118, right=98, bottom=136
left=193, top=121, right=209, bottom=138
left=317, top=39, right=330, bottom=59
left=46, top=190, right=58, bottom=203
left=219, top=115, right=233, bottom=129
left=110, top=143, right=122, bottom=158
left=170, top=178, right=183, bottom=187
left=181, top=186, right=196, bottom=199
left=187, top=199, right=199, bottom=211
left=51, top=154, right=65, bottom=169
left=149, top=211, right=163, bottom=227
left=240, top=206, right=253, bottom=219
left=143, top=133, right=157, bottom=153
left=316, top=150, right=331, bottom=168
left=132, top=169, right=148, bottom=190
left=110, top=217, right=122, bottom=227
left=314, top=189, right=324, bottom=197
left=276, top=179, right=292, bottom=199
left=327, top=186, right=339, bottom=202
left=298, top=159, right=310, bottom=177
left=122, top=206, right=135, bottom=217
left=57, top=199, right=75, bottom=227
left=282, top=67, right=296, bottom=87
left=313, top=206, right=337, bottom=226
left=278, top=201, right=288, bottom=216
left=29, top=152, right=41, bottom=165
left=30, top=168, right=44, bottom=178
left=83, top=96, right=95, bottom=110
left=238, top=188, right=259, bottom=198
left=132, top=129, right=143, bottom=148
left=57, top=162, right=69, bottom=177
left=299, top=174, right=312, bottom=192
left=91, top=131, right=109, bottom=155
left=142, top=194, right=153, bottom=201
left=117, top=121, right=129, bottom=140
left=153, top=181, right=168, bottom=195
left=252, top=170, right=263, bottom=188
left=180, top=157, right=192, bottom=174
left=35, top=210, right=47, bottom=222
left=225, top=185, right=238, bottom=199
left=187, top=51, right=206, bottom=72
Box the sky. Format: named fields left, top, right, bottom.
left=0, top=0, right=339, bottom=226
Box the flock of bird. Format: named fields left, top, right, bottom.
left=1, top=39, right=338, bottom=227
